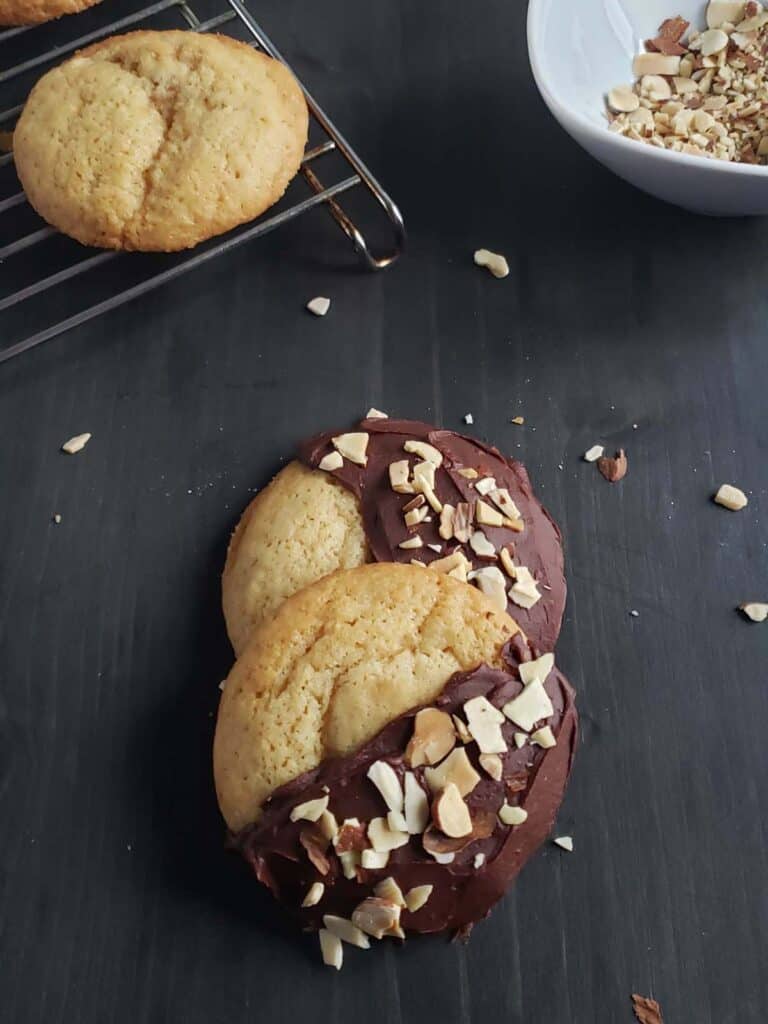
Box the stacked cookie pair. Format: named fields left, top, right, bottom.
left=213, top=415, right=578, bottom=967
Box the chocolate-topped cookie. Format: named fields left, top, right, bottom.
left=213, top=564, right=576, bottom=966
left=222, top=415, right=565, bottom=655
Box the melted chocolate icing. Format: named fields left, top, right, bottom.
left=298, top=418, right=566, bottom=653
left=235, top=636, right=577, bottom=936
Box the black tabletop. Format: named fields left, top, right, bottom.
left=1, top=1, right=767, bottom=1022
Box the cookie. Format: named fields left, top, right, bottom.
left=222, top=416, right=566, bottom=656
left=222, top=461, right=369, bottom=657
left=0, top=0, right=101, bottom=26
left=213, top=563, right=518, bottom=832
left=213, top=564, right=577, bottom=947
left=13, top=31, right=308, bottom=251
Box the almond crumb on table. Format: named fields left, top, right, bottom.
left=607, top=2, right=768, bottom=164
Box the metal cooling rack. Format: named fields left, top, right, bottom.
left=0, top=0, right=405, bottom=364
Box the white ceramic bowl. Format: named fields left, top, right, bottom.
left=527, top=0, right=768, bottom=216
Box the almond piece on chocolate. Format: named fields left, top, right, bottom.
left=531, top=726, right=557, bottom=749
left=318, top=451, right=344, bottom=472
left=475, top=498, right=504, bottom=528
left=389, top=459, right=414, bottom=494
left=429, top=550, right=471, bottom=582
left=332, top=432, right=369, bottom=466
left=404, top=884, right=433, bottom=913
left=432, top=782, right=473, bottom=838
left=469, top=565, right=508, bottom=613
left=412, top=460, right=436, bottom=491
left=452, top=502, right=473, bottom=543
left=464, top=695, right=507, bottom=754
left=319, top=929, right=343, bottom=969
left=403, top=439, right=443, bottom=466
left=399, top=536, right=423, bottom=550
left=339, top=850, right=361, bottom=878
left=367, top=760, right=404, bottom=813
left=508, top=565, right=542, bottom=610
left=323, top=915, right=371, bottom=949
left=469, top=530, right=497, bottom=559
left=424, top=747, right=481, bottom=797
left=597, top=449, right=628, bottom=483
left=302, top=882, right=325, bottom=907
left=478, top=753, right=503, bottom=781
left=405, top=708, right=456, bottom=767
left=452, top=714, right=473, bottom=745
left=502, top=679, right=554, bottom=732
left=361, top=849, right=389, bottom=870
left=352, top=898, right=402, bottom=940
left=438, top=504, right=455, bottom=539
left=290, top=795, right=329, bottom=823
left=518, top=652, right=554, bottom=686
left=474, top=476, right=497, bottom=496
left=318, top=810, right=339, bottom=842
left=457, top=467, right=478, bottom=479
left=403, top=771, right=430, bottom=833
left=368, top=817, right=410, bottom=853
left=374, top=876, right=406, bottom=907
left=498, top=803, right=528, bottom=826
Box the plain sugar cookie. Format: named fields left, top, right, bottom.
left=13, top=31, right=308, bottom=251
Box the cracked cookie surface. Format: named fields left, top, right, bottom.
left=13, top=31, right=308, bottom=251
left=213, top=563, right=519, bottom=832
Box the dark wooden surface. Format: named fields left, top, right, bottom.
left=1, top=2, right=767, bottom=1021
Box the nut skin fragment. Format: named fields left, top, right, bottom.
left=432, top=782, right=473, bottom=838
left=740, top=602, right=768, bottom=622
left=597, top=449, right=628, bottom=483
left=473, top=248, right=510, bottom=278
left=61, top=432, right=91, bottom=454
left=405, top=707, right=456, bottom=767
left=714, top=483, right=748, bottom=510
left=631, top=994, right=663, bottom=1024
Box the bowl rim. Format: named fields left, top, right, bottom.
left=526, top=0, right=768, bottom=179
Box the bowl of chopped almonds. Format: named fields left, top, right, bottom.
left=528, top=0, right=768, bottom=215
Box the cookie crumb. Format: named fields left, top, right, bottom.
left=553, top=835, right=573, bottom=852
left=740, top=602, right=768, bottom=622
left=306, top=296, right=330, bottom=317
left=61, top=432, right=91, bottom=455
left=631, top=993, right=663, bottom=1024
left=464, top=413, right=474, bottom=425
left=714, top=483, right=748, bottom=510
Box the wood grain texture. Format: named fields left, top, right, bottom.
left=1, top=0, right=767, bottom=1021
